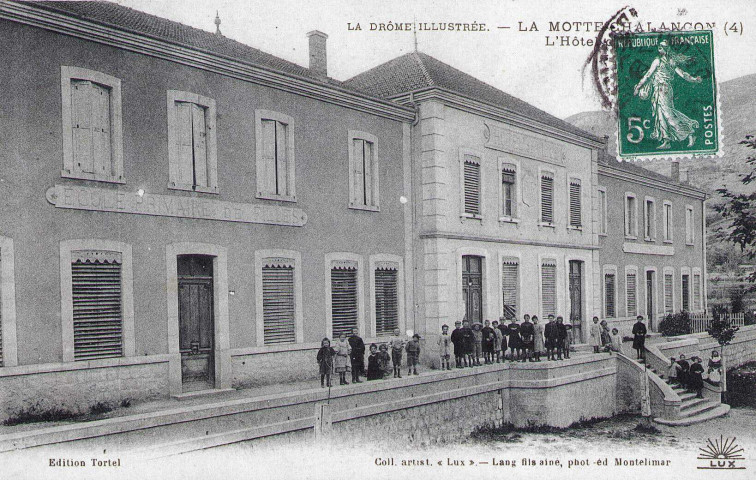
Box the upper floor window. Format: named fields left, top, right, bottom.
left=167, top=91, right=218, bottom=193
left=663, top=201, right=673, bottom=242
left=255, top=110, right=296, bottom=202
left=598, top=187, right=607, bottom=235
left=625, top=193, right=638, bottom=238
left=685, top=205, right=695, bottom=245
left=644, top=197, right=656, bottom=241
left=501, top=164, right=516, bottom=218
left=61, top=66, right=124, bottom=183
left=569, top=178, right=582, bottom=228
left=349, top=131, right=379, bottom=211
left=540, top=173, right=554, bottom=225
left=462, top=154, right=482, bottom=217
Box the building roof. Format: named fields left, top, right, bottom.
left=22, top=1, right=341, bottom=86
left=343, top=51, right=599, bottom=141
left=599, top=153, right=707, bottom=196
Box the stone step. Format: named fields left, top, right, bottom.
left=678, top=391, right=697, bottom=402
left=654, top=404, right=730, bottom=427
left=680, top=397, right=709, bottom=411
left=680, top=401, right=720, bottom=418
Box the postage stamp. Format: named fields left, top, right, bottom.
left=614, top=30, right=720, bottom=159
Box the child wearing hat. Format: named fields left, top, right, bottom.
left=471, top=322, right=483, bottom=366
left=390, top=328, right=405, bottom=378
left=438, top=324, right=452, bottom=371
left=450, top=320, right=465, bottom=368
left=406, top=333, right=422, bottom=375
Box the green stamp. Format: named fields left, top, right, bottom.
left=615, top=30, right=720, bottom=159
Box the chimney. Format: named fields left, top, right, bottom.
left=307, top=30, right=328, bottom=79
left=681, top=168, right=690, bottom=184
left=671, top=161, right=680, bottom=182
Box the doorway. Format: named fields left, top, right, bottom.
left=646, top=270, right=656, bottom=330
left=462, top=255, right=483, bottom=324
left=177, top=255, right=215, bottom=392
left=569, top=260, right=583, bottom=341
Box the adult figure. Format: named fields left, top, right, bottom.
left=450, top=320, right=464, bottom=368
left=589, top=316, right=602, bottom=354
left=676, top=354, right=690, bottom=390
left=555, top=316, right=567, bottom=360
left=689, top=357, right=705, bottom=398
left=532, top=315, right=545, bottom=362
left=507, top=317, right=521, bottom=362
left=348, top=327, right=365, bottom=383
left=706, top=350, right=722, bottom=386
left=544, top=314, right=557, bottom=361
left=632, top=315, right=647, bottom=360
left=519, top=315, right=535, bottom=363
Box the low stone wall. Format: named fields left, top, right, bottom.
left=656, top=325, right=756, bottom=369
left=231, top=346, right=320, bottom=388
left=0, top=355, right=171, bottom=421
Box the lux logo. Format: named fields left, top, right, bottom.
left=697, top=436, right=746, bottom=470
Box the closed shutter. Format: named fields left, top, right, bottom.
left=364, top=140, right=374, bottom=207
left=353, top=139, right=366, bottom=206
left=569, top=179, right=581, bottom=227
left=501, top=258, right=518, bottom=320
left=0, top=252, right=2, bottom=367
left=682, top=275, right=690, bottom=311
left=91, top=82, right=112, bottom=178
left=626, top=273, right=637, bottom=317
left=275, top=121, right=288, bottom=196
left=605, top=273, right=616, bottom=318
left=71, top=255, right=123, bottom=361
left=664, top=274, right=673, bottom=314
left=331, top=267, right=358, bottom=338
left=626, top=197, right=636, bottom=236
left=665, top=204, right=672, bottom=240
left=262, top=265, right=296, bottom=345
left=463, top=156, right=481, bottom=215
left=176, top=102, right=195, bottom=186
left=541, top=175, right=554, bottom=223
left=598, top=190, right=607, bottom=234
left=541, top=261, right=556, bottom=317
left=71, top=80, right=95, bottom=174
left=375, top=268, right=398, bottom=336
left=693, top=273, right=701, bottom=311
left=502, top=167, right=515, bottom=217
left=192, top=103, right=208, bottom=187
left=260, top=119, right=277, bottom=194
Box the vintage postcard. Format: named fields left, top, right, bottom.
left=0, top=1, right=755, bottom=479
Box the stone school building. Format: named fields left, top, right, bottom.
left=0, top=1, right=706, bottom=418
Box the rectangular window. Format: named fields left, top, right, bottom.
left=260, top=119, right=290, bottom=198
left=625, top=194, right=637, bottom=237
left=261, top=265, right=296, bottom=345
left=375, top=268, right=399, bottom=336
left=569, top=179, right=582, bottom=228
left=501, top=166, right=516, bottom=217
left=331, top=266, right=358, bottom=338
left=685, top=206, right=695, bottom=245
left=541, top=261, right=556, bottom=317
left=664, top=273, right=674, bottom=314
left=71, top=253, right=123, bottom=361
left=626, top=272, right=637, bottom=317
left=502, top=258, right=519, bottom=320
left=349, top=131, right=379, bottom=210
left=664, top=202, right=673, bottom=242
left=645, top=198, right=656, bottom=240
left=682, top=274, right=690, bottom=311
left=541, top=174, right=554, bottom=224
left=693, top=273, right=702, bottom=311
left=605, top=273, right=616, bottom=318
left=598, top=188, right=607, bottom=235
left=463, top=156, right=481, bottom=216
left=168, top=91, right=217, bottom=193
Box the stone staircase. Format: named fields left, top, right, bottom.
left=642, top=357, right=730, bottom=426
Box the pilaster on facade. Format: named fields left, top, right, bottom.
left=419, top=101, right=448, bottom=233
left=421, top=238, right=451, bottom=336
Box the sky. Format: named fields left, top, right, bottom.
left=113, top=0, right=756, bottom=118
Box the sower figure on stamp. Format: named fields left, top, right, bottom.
left=632, top=315, right=647, bottom=360
left=348, top=327, right=365, bottom=383
left=633, top=40, right=702, bottom=150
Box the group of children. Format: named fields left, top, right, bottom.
left=666, top=350, right=722, bottom=399
left=316, top=328, right=421, bottom=388
left=588, top=315, right=647, bottom=360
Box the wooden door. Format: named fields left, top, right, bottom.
left=178, top=255, right=215, bottom=392
left=569, top=260, right=583, bottom=341
left=462, top=256, right=483, bottom=324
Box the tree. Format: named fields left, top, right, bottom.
left=706, top=318, right=740, bottom=403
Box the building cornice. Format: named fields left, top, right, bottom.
left=420, top=231, right=600, bottom=250
left=0, top=1, right=415, bottom=122
left=392, top=88, right=605, bottom=150
left=598, top=163, right=707, bottom=200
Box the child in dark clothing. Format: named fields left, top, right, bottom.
left=366, top=344, right=382, bottom=380
left=481, top=320, right=495, bottom=364
left=378, top=343, right=391, bottom=378
left=406, top=334, right=421, bottom=375
left=316, top=337, right=335, bottom=388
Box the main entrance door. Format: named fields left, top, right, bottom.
left=646, top=270, right=655, bottom=330
left=178, top=255, right=215, bottom=392
left=569, top=260, right=583, bottom=341
left=462, top=255, right=483, bottom=324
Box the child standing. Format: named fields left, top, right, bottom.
left=333, top=333, right=351, bottom=385
left=564, top=323, right=573, bottom=359
left=378, top=344, right=391, bottom=378
left=316, top=338, right=336, bottom=388
left=390, top=328, right=405, bottom=378
left=492, top=320, right=504, bottom=363
left=589, top=316, right=602, bottom=353
left=471, top=322, right=483, bottom=366
left=667, top=357, right=678, bottom=385
left=366, top=344, right=382, bottom=381
left=609, top=327, right=624, bottom=354
left=481, top=320, right=495, bottom=364
left=438, top=324, right=452, bottom=371
left=406, top=333, right=421, bottom=375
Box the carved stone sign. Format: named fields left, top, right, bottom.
left=484, top=122, right=565, bottom=165
left=46, top=185, right=307, bottom=227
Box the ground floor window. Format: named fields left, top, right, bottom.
left=626, top=271, right=637, bottom=318
left=501, top=258, right=519, bottom=320
left=604, top=273, right=616, bottom=318
left=541, top=260, right=557, bottom=317
left=693, top=273, right=702, bottom=311
left=374, top=267, right=399, bottom=336
left=331, top=263, right=358, bottom=338
left=261, top=261, right=296, bottom=345
left=682, top=274, right=690, bottom=312
left=664, top=273, right=674, bottom=314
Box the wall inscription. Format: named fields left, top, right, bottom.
left=46, top=185, right=307, bottom=227
left=484, top=122, right=565, bottom=165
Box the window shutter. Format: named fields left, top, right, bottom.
left=71, top=256, right=123, bottom=361
left=353, top=139, right=366, bottom=206
left=262, top=265, right=296, bottom=345
left=693, top=274, right=701, bottom=311
left=664, top=274, right=673, bottom=314
left=91, top=83, right=112, bottom=178
left=665, top=204, right=672, bottom=240
left=375, top=268, right=398, bottom=336
left=260, top=119, right=277, bottom=194
left=71, top=80, right=95, bottom=174
left=569, top=180, right=581, bottom=227
left=541, top=175, right=554, bottom=223
left=598, top=190, right=607, bottom=234
left=541, top=261, right=556, bottom=317
left=682, top=275, right=690, bottom=311
left=605, top=274, right=616, bottom=318
left=626, top=197, right=636, bottom=236
left=275, top=121, right=288, bottom=196
left=176, top=102, right=195, bottom=186
left=364, top=141, right=374, bottom=207
left=502, top=167, right=515, bottom=217
left=331, top=266, right=358, bottom=338
left=463, top=157, right=481, bottom=215
left=626, top=273, right=637, bottom=317
left=0, top=253, right=2, bottom=367
left=192, top=103, right=208, bottom=187
left=501, top=258, right=519, bottom=320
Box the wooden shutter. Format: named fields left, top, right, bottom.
left=665, top=204, right=672, bottom=240
left=353, top=139, right=366, bottom=206
left=682, top=275, right=690, bottom=311
left=605, top=273, right=616, bottom=318
left=71, top=80, right=95, bottom=174
left=91, top=82, right=112, bottom=178
left=259, top=119, right=277, bottom=195
left=598, top=190, right=606, bottom=234
left=693, top=273, right=701, bottom=311
left=569, top=179, right=581, bottom=227
left=463, top=156, right=481, bottom=215
left=0, top=253, right=2, bottom=367
left=375, top=268, right=398, bottom=336
left=541, top=174, right=554, bottom=223
left=502, top=167, right=515, bottom=217
left=176, top=102, right=195, bottom=186
left=501, top=258, right=518, bottom=320
left=541, top=261, right=556, bottom=317
left=192, top=103, right=208, bottom=187
left=331, top=266, right=358, bottom=338
left=71, top=256, right=123, bottom=361
left=664, top=274, right=673, bottom=314
left=364, top=140, right=374, bottom=207
left=626, top=273, right=637, bottom=317
left=626, top=197, right=636, bottom=236
left=275, top=121, right=288, bottom=196
left=262, top=265, right=296, bottom=344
